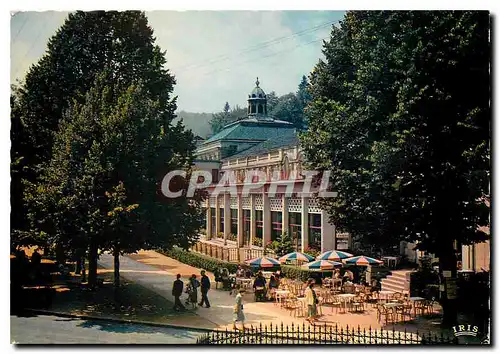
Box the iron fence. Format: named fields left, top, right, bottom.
left=196, top=322, right=458, bottom=345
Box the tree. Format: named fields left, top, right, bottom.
left=12, top=11, right=176, bottom=254
left=274, top=232, right=295, bottom=258
left=17, top=11, right=204, bottom=288
left=269, top=93, right=304, bottom=129
left=209, top=103, right=247, bottom=135
left=266, top=91, right=279, bottom=113
left=209, top=102, right=231, bottom=135
left=301, top=11, right=490, bottom=325
left=297, top=75, right=312, bottom=127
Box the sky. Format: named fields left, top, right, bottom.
left=10, top=10, right=345, bottom=113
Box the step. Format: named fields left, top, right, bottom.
left=382, top=281, right=410, bottom=290
left=382, top=276, right=409, bottom=285
left=388, top=272, right=411, bottom=281
left=381, top=283, right=407, bottom=293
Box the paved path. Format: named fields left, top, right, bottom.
left=11, top=314, right=205, bottom=344
left=98, top=251, right=304, bottom=329
left=98, top=250, right=448, bottom=334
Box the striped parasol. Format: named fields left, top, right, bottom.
left=279, top=252, right=314, bottom=264
left=342, top=255, right=383, bottom=266
left=302, top=260, right=343, bottom=271
left=316, top=250, right=353, bottom=261
left=245, top=256, right=280, bottom=268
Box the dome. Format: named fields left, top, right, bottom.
left=249, top=77, right=266, bottom=99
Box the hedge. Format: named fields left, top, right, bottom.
left=281, top=264, right=315, bottom=282
left=159, top=247, right=238, bottom=274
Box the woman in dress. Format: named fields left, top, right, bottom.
left=233, top=289, right=246, bottom=330
left=304, top=279, right=318, bottom=323
left=187, top=274, right=200, bottom=309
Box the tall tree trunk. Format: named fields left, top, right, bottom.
left=81, top=256, right=86, bottom=283
left=437, top=238, right=458, bottom=326
left=87, top=239, right=98, bottom=289
left=75, top=256, right=82, bottom=274
left=113, top=243, right=120, bottom=288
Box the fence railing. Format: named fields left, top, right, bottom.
left=191, top=239, right=277, bottom=263
left=196, top=323, right=458, bottom=345
left=191, top=241, right=239, bottom=262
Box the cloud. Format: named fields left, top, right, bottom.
left=11, top=10, right=345, bottom=112
left=10, top=11, right=69, bottom=85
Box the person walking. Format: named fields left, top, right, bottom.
left=233, top=289, right=246, bottom=331
left=188, top=274, right=200, bottom=309
left=172, top=274, right=186, bottom=311
left=304, top=279, right=318, bottom=323
left=198, top=270, right=211, bottom=308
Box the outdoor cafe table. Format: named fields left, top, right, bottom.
left=378, top=290, right=395, bottom=302
left=337, top=293, right=356, bottom=311
left=409, top=296, right=425, bottom=316
left=382, top=256, right=398, bottom=269
left=236, top=278, right=252, bottom=290
left=275, top=290, right=290, bottom=307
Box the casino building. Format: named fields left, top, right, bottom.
left=192, top=79, right=351, bottom=261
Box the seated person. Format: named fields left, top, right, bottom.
left=253, top=272, right=267, bottom=301
left=267, top=275, right=278, bottom=299
left=236, top=266, right=244, bottom=278
left=245, top=268, right=253, bottom=278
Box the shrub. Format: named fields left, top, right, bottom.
left=227, top=233, right=237, bottom=242
left=253, top=237, right=262, bottom=247
left=159, top=247, right=238, bottom=274
left=304, top=246, right=320, bottom=259
left=281, top=264, right=314, bottom=282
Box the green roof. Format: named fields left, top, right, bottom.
left=228, top=129, right=299, bottom=160
left=202, top=119, right=295, bottom=145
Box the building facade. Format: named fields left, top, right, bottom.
left=194, top=79, right=352, bottom=255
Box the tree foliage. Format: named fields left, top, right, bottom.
left=301, top=11, right=490, bottom=323
left=12, top=11, right=205, bottom=286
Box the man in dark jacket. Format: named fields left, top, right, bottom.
left=172, top=274, right=185, bottom=311
left=198, top=270, right=211, bottom=308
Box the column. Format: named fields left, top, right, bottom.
left=250, top=195, right=256, bottom=247
left=237, top=195, right=244, bottom=248
left=263, top=192, right=271, bottom=247
left=282, top=194, right=289, bottom=238
left=320, top=210, right=335, bottom=252
left=215, top=196, right=221, bottom=236
left=301, top=197, right=309, bottom=253
left=206, top=199, right=212, bottom=239
left=224, top=193, right=231, bottom=242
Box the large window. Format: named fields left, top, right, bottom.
left=308, top=213, right=322, bottom=249
left=201, top=207, right=207, bottom=229
left=244, top=210, right=251, bottom=246
left=210, top=208, right=216, bottom=237
left=289, top=212, right=302, bottom=250
left=271, top=211, right=282, bottom=241
left=219, top=208, right=224, bottom=236
left=230, top=209, right=238, bottom=236
left=255, top=210, right=263, bottom=246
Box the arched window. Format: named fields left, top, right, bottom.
left=258, top=94, right=263, bottom=98
left=258, top=104, right=263, bottom=114
left=251, top=104, right=256, bottom=114
left=248, top=106, right=250, bottom=114
left=252, top=94, right=256, bottom=98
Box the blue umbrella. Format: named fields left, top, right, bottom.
left=343, top=256, right=383, bottom=266
left=245, top=256, right=280, bottom=268
left=279, top=252, right=314, bottom=264
left=302, top=260, right=343, bottom=271
left=316, top=250, right=353, bottom=261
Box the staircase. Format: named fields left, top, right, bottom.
left=381, top=269, right=413, bottom=293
